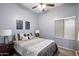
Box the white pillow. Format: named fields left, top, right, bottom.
left=15, top=34, right=18, bottom=41
left=22, top=36, right=28, bottom=40
left=19, top=33, right=24, bottom=40
left=30, top=36, right=34, bottom=39
left=29, top=33, right=34, bottom=39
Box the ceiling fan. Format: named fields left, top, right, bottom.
left=32, top=3, right=55, bottom=12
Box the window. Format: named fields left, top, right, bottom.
left=55, top=17, right=76, bottom=40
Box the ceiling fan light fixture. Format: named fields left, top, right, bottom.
left=42, top=4, right=46, bottom=9
left=38, top=4, right=46, bottom=11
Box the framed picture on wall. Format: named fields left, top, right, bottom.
left=25, top=21, right=30, bottom=29
left=16, top=20, right=23, bottom=30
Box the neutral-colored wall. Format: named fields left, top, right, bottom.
left=38, top=3, right=78, bottom=50
left=0, top=3, right=38, bottom=43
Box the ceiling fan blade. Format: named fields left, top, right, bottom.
left=32, top=6, right=38, bottom=9
left=46, top=4, right=55, bottom=7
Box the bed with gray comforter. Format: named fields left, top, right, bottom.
left=14, top=37, right=58, bottom=56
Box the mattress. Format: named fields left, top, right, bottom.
left=14, top=37, right=58, bottom=56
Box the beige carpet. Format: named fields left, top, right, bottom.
left=55, top=47, right=76, bottom=56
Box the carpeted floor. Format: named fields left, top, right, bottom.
left=12, top=47, right=76, bottom=56
left=54, top=47, right=76, bottom=56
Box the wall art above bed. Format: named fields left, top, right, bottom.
left=25, top=21, right=30, bottom=30
left=16, top=20, right=23, bottom=30
left=16, top=20, right=30, bottom=30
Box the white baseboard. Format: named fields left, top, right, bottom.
left=58, top=45, right=76, bottom=52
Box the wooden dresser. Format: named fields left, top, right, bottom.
left=0, top=42, right=14, bottom=56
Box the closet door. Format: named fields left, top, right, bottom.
left=64, top=18, right=75, bottom=40
left=55, top=20, right=64, bottom=38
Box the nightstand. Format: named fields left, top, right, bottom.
left=0, top=42, right=14, bottom=56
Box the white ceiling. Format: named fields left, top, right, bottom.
left=20, top=3, right=63, bottom=13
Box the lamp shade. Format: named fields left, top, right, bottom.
left=0, top=30, right=12, bottom=36
left=35, top=30, right=40, bottom=33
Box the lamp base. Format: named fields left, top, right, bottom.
left=4, top=36, right=9, bottom=44
left=35, top=33, right=39, bottom=37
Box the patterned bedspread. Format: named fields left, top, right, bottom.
left=14, top=37, right=58, bottom=56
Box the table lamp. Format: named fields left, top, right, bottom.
left=35, top=30, right=40, bottom=37
left=0, top=29, right=12, bottom=44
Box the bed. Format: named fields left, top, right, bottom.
left=14, top=37, right=58, bottom=56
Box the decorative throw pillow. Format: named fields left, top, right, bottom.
left=29, top=33, right=34, bottom=39
left=17, top=33, right=21, bottom=40
left=15, top=34, right=18, bottom=41
left=22, top=36, right=28, bottom=40
left=19, top=33, right=24, bottom=40
left=22, top=33, right=28, bottom=40
left=26, top=34, right=30, bottom=39
left=15, top=33, right=22, bottom=41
